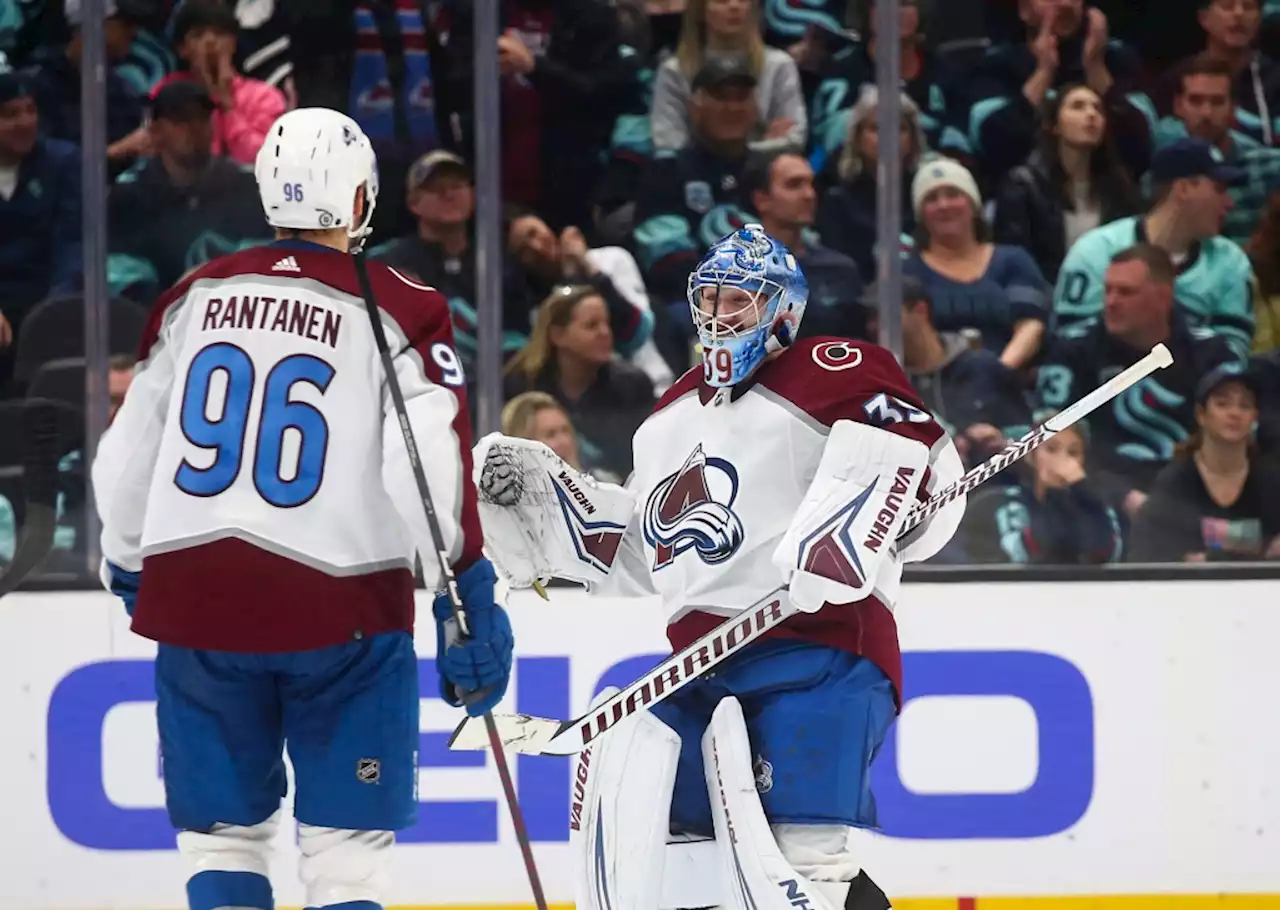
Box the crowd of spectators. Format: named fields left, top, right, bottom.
left=2, top=0, right=1280, bottom=572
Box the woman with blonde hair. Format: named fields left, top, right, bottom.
left=815, top=85, right=928, bottom=280
left=501, top=392, right=582, bottom=470
left=650, top=0, right=806, bottom=153
left=504, top=285, right=654, bottom=477
left=1246, top=188, right=1280, bottom=353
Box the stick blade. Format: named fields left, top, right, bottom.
left=448, top=713, right=574, bottom=755
left=1151, top=342, right=1173, bottom=368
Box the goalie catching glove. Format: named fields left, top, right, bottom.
left=773, top=420, right=930, bottom=613
left=471, top=433, right=636, bottom=590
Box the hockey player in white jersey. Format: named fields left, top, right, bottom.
left=472, top=224, right=966, bottom=910
left=91, top=108, right=512, bottom=910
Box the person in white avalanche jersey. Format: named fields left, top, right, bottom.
left=91, top=108, right=513, bottom=910
left=475, top=223, right=968, bottom=910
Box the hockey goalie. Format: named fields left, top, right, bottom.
left=474, top=224, right=967, bottom=910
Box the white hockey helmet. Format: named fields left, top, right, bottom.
left=254, top=107, right=379, bottom=248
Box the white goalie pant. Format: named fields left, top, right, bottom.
left=178, top=811, right=392, bottom=907
left=571, top=691, right=861, bottom=910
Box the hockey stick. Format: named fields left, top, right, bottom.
left=448, top=342, right=1174, bottom=757
left=0, top=399, right=81, bottom=598
left=351, top=255, right=548, bottom=910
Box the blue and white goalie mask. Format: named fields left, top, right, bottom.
left=688, top=224, right=809, bottom=387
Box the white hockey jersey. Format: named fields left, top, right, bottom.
left=91, top=242, right=483, bottom=652
left=603, top=337, right=964, bottom=699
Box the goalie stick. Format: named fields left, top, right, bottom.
left=351, top=256, right=547, bottom=910
left=448, top=342, right=1175, bottom=757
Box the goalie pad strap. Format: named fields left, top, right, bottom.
left=571, top=688, right=681, bottom=910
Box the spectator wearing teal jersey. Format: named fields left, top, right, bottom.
left=369, top=150, right=535, bottom=378
left=1039, top=244, right=1241, bottom=519
left=1053, top=138, right=1257, bottom=356
left=957, top=416, right=1123, bottom=565
left=106, top=82, right=269, bottom=305
left=1194, top=0, right=1280, bottom=146
left=1155, top=54, right=1280, bottom=246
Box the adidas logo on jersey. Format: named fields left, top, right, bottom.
left=272, top=256, right=301, bottom=272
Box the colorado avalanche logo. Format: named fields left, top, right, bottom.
left=811, top=341, right=863, bottom=372
left=643, top=445, right=745, bottom=570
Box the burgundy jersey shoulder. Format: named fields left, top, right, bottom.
left=756, top=337, right=944, bottom=445
left=652, top=364, right=704, bottom=414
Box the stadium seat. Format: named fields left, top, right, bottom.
left=0, top=401, right=27, bottom=470
left=0, top=397, right=83, bottom=555
left=13, top=295, right=148, bottom=385
left=26, top=358, right=88, bottom=412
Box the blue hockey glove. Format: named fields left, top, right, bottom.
left=105, top=562, right=141, bottom=616
left=432, top=558, right=513, bottom=717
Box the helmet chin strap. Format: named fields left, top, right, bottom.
left=347, top=182, right=377, bottom=250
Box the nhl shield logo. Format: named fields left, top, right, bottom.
left=684, top=180, right=714, bottom=214
left=356, top=758, right=381, bottom=784
left=643, top=445, right=745, bottom=570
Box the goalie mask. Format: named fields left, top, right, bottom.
left=688, top=224, right=809, bottom=388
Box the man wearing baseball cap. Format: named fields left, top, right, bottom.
left=1051, top=137, right=1255, bottom=357
left=106, top=80, right=268, bottom=306
left=21, top=0, right=145, bottom=170
left=1128, top=359, right=1280, bottom=562
left=370, top=149, right=535, bottom=375
left=632, top=55, right=763, bottom=367
left=0, top=65, right=82, bottom=381
left=1038, top=242, right=1241, bottom=519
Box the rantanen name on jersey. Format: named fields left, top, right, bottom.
left=201, top=294, right=343, bottom=349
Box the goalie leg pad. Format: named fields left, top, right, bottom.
left=660, top=835, right=725, bottom=910
left=702, top=697, right=843, bottom=910
left=572, top=687, right=682, bottom=910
